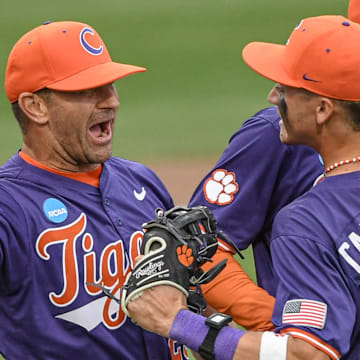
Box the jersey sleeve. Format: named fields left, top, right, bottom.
left=271, top=220, right=353, bottom=359
left=201, top=248, right=275, bottom=331
left=0, top=188, right=30, bottom=292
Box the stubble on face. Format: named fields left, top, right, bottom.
left=274, top=85, right=319, bottom=146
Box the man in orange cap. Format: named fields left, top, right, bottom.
left=0, top=21, right=189, bottom=359
left=126, top=15, right=360, bottom=360
left=183, top=0, right=360, bottom=335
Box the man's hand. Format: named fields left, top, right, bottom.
left=127, top=285, right=188, bottom=337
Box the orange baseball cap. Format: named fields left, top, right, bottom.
left=242, top=15, right=360, bottom=101
left=5, top=21, right=146, bottom=103
left=348, top=0, right=360, bottom=23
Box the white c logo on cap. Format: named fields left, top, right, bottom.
left=80, top=27, right=103, bottom=56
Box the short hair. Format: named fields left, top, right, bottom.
left=336, top=99, right=360, bottom=131
left=11, top=88, right=51, bottom=134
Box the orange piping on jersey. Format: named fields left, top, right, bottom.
left=201, top=248, right=275, bottom=331
left=19, top=151, right=102, bottom=188
left=281, top=328, right=341, bottom=360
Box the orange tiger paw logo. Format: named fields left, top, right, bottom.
left=177, top=245, right=194, bottom=267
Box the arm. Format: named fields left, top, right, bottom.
left=201, top=249, right=275, bottom=331
left=127, top=285, right=330, bottom=360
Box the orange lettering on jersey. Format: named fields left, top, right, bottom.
left=36, top=213, right=87, bottom=306
left=36, top=213, right=145, bottom=330
left=101, top=240, right=129, bottom=328
left=168, top=339, right=190, bottom=360
left=129, top=231, right=144, bottom=268
left=83, top=233, right=102, bottom=295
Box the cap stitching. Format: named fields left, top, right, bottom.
left=37, top=24, right=56, bottom=87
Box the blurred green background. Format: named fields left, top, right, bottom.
left=0, top=0, right=348, bottom=165
left=0, top=1, right=349, bottom=359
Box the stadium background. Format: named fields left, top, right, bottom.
left=0, top=0, right=347, bottom=358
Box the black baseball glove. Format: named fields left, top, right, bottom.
left=121, top=206, right=227, bottom=316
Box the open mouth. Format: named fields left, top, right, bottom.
left=89, top=120, right=112, bottom=142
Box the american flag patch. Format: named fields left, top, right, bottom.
left=282, top=299, right=327, bottom=329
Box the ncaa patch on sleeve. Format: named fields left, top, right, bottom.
left=282, top=299, right=327, bottom=329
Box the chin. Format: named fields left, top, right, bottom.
left=91, top=148, right=113, bottom=164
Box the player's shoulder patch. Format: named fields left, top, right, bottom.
left=282, top=299, right=327, bottom=330
left=203, top=169, right=239, bottom=206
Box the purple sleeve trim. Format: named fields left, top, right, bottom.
left=169, top=310, right=245, bottom=360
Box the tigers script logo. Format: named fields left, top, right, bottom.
left=36, top=213, right=142, bottom=331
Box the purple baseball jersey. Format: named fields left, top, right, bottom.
left=189, top=106, right=324, bottom=296
left=271, top=171, right=360, bottom=359
left=0, top=153, right=189, bottom=359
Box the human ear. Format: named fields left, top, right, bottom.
left=315, top=97, right=334, bottom=126
left=18, top=92, right=49, bottom=125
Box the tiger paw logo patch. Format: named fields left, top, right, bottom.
left=203, top=169, right=238, bottom=206
left=177, top=245, right=194, bottom=267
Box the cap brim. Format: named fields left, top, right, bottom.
left=46, top=61, right=146, bottom=91
left=242, top=42, right=300, bottom=88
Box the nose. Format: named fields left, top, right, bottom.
left=267, top=84, right=280, bottom=105
left=97, top=84, right=120, bottom=109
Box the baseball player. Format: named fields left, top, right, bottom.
left=0, top=21, right=188, bottom=359
left=189, top=106, right=323, bottom=330
left=187, top=0, right=360, bottom=332
left=127, top=14, right=360, bottom=360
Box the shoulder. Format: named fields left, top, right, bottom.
left=0, top=153, right=24, bottom=179
left=228, top=107, right=292, bottom=158
left=238, top=106, right=281, bottom=133
left=226, top=107, right=282, bottom=150
left=271, top=186, right=325, bottom=241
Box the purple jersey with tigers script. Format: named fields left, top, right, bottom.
left=0, top=153, right=189, bottom=360
left=189, top=107, right=324, bottom=296
left=271, top=171, right=360, bottom=359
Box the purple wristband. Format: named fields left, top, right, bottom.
left=169, top=310, right=245, bottom=360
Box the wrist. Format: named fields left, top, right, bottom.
left=170, top=310, right=207, bottom=350
left=169, top=310, right=245, bottom=360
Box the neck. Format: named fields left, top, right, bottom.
left=324, top=154, right=360, bottom=176
left=21, top=144, right=100, bottom=173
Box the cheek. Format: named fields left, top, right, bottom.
left=50, top=112, right=85, bottom=144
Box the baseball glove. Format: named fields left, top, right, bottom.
left=121, top=206, right=227, bottom=317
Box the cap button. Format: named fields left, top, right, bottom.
left=43, top=21, right=52, bottom=25
left=342, top=21, right=351, bottom=26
